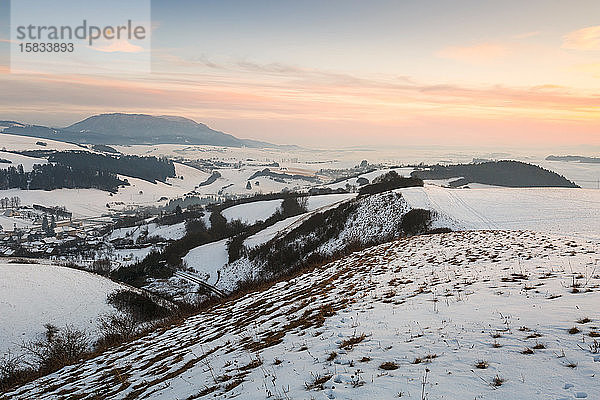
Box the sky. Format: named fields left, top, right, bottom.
left=0, top=0, right=599, bottom=148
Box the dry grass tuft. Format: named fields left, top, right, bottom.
left=304, top=373, right=332, bottom=390
left=339, top=333, right=367, bottom=350
left=492, top=375, right=505, bottom=387
left=379, top=361, right=399, bottom=370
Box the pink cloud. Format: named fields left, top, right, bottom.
left=563, top=26, right=600, bottom=51
left=92, top=40, right=144, bottom=53
left=436, top=43, right=509, bottom=64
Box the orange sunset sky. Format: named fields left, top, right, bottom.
left=0, top=0, right=599, bottom=148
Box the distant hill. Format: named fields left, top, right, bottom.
left=1, top=114, right=290, bottom=148
left=546, top=155, right=600, bottom=164
left=411, top=160, right=579, bottom=188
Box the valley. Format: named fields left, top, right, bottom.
left=0, top=118, right=598, bottom=399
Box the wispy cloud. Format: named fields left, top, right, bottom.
left=1, top=55, right=599, bottom=146
left=562, top=25, right=600, bottom=50
left=512, top=31, right=541, bottom=39
left=436, top=43, right=509, bottom=64
left=571, top=62, right=600, bottom=78
left=91, top=39, right=145, bottom=53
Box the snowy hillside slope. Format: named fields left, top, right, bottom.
left=222, top=194, right=356, bottom=225
left=222, top=199, right=283, bottom=224
left=191, top=166, right=320, bottom=197
left=182, top=239, right=229, bottom=286
left=0, top=133, right=83, bottom=152
left=109, top=221, right=187, bottom=242
left=183, top=194, right=357, bottom=290
left=0, top=163, right=207, bottom=218
left=325, top=167, right=415, bottom=190
left=226, top=192, right=451, bottom=288
left=185, top=191, right=454, bottom=293
left=400, top=185, right=600, bottom=239
left=4, top=231, right=598, bottom=400
left=0, top=263, right=126, bottom=358
left=0, top=151, right=47, bottom=172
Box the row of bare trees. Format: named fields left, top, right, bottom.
left=0, top=196, right=21, bottom=209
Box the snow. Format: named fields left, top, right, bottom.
left=109, top=222, right=186, bottom=242
left=7, top=231, right=599, bottom=400
left=0, top=133, right=83, bottom=152
left=0, top=151, right=47, bottom=172
left=111, top=246, right=158, bottom=266
left=318, top=192, right=409, bottom=255
left=222, top=199, right=283, bottom=224
left=326, top=168, right=415, bottom=190
left=307, top=193, right=356, bottom=210
left=0, top=262, right=125, bottom=358
left=242, top=194, right=357, bottom=250
left=183, top=194, right=358, bottom=290
left=182, top=239, right=229, bottom=286
left=221, top=194, right=356, bottom=225
left=192, top=166, right=317, bottom=197
left=243, top=214, right=306, bottom=249
left=535, top=159, right=600, bottom=190
left=399, top=185, right=600, bottom=239
left=0, top=162, right=208, bottom=218
left=149, top=222, right=187, bottom=240
left=0, top=215, right=33, bottom=231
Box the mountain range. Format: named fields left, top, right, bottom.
left=0, top=113, right=287, bottom=148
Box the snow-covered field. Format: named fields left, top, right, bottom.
left=182, top=239, right=229, bottom=286
left=109, top=221, right=187, bottom=242
left=6, top=230, right=599, bottom=400
left=535, top=160, right=600, bottom=190
left=181, top=185, right=600, bottom=294
left=0, top=151, right=47, bottom=172
left=400, top=185, right=600, bottom=239
left=0, top=163, right=207, bottom=218
left=0, top=133, right=83, bottom=152
left=326, top=167, right=415, bottom=190
left=222, top=199, right=283, bottom=224
left=0, top=262, right=125, bottom=358
left=183, top=193, right=358, bottom=290
left=221, top=193, right=356, bottom=224
left=0, top=216, right=33, bottom=231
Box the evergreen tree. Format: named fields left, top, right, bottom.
left=50, top=215, right=56, bottom=234
left=41, top=215, right=49, bottom=234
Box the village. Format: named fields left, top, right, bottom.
left=0, top=198, right=159, bottom=269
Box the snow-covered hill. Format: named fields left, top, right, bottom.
left=400, top=185, right=600, bottom=239
left=0, top=151, right=47, bottom=172
left=183, top=194, right=357, bottom=290
left=109, top=221, right=187, bottom=243
left=4, top=231, right=598, bottom=399
left=0, top=133, right=83, bottom=152
left=0, top=162, right=207, bottom=218
left=0, top=262, right=126, bottom=358
left=180, top=185, right=600, bottom=294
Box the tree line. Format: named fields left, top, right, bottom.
left=48, top=151, right=175, bottom=183
left=0, top=196, right=21, bottom=209
left=0, top=164, right=127, bottom=192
